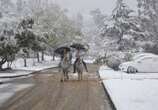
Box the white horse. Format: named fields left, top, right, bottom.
left=75, top=57, right=84, bottom=80
left=60, top=52, right=71, bottom=82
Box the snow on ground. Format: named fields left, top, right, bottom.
left=84, top=59, right=95, bottom=64
left=0, top=70, right=32, bottom=78
left=0, top=55, right=59, bottom=82
left=0, top=83, right=33, bottom=106
left=12, top=59, right=59, bottom=71
left=103, top=79, right=158, bottom=110
left=99, top=65, right=158, bottom=110
left=99, top=65, right=158, bottom=80
left=4, top=55, right=60, bottom=71
left=0, top=78, right=15, bottom=84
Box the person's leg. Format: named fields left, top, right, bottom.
left=82, top=60, right=88, bottom=72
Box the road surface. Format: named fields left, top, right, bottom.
left=0, top=64, right=114, bottom=110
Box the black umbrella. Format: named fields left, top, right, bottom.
left=54, top=46, right=70, bottom=55
left=70, top=43, right=87, bottom=50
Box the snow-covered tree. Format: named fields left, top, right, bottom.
left=0, top=29, right=18, bottom=70
left=0, top=0, right=84, bottom=68
left=137, top=0, right=158, bottom=41
left=15, top=18, right=38, bottom=66
left=136, top=0, right=158, bottom=53
left=90, top=9, right=107, bottom=29
left=103, top=0, right=145, bottom=51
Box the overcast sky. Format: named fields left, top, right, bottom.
left=54, top=0, right=137, bottom=16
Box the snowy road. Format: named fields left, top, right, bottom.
left=0, top=64, right=114, bottom=110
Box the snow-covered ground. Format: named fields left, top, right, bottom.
left=0, top=83, right=33, bottom=106
left=0, top=70, right=32, bottom=78
left=3, top=56, right=59, bottom=71
left=12, top=58, right=59, bottom=71
left=84, top=58, right=95, bottom=64
left=99, top=66, right=158, bottom=80
left=99, top=65, right=158, bottom=110
left=0, top=56, right=59, bottom=81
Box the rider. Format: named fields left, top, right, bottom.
left=73, top=49, right=88, bottom=73
left=59, top=49, right=71, bottom=71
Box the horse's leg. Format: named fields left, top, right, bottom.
left=63, top=73, right=65, bottom=82
left=79, top=72, right=81, bottom=80
left=64, top=70, right=68, bottom=81
left=80, top=72, right=82, bottom=80
left=66, top=71, right=69, bottom=80
left=61, top=70, right=64, bottom=82
left=65, top=71, right=67, bottom=81
left=67, top=70, right=69, bottom=80
left=78, top=72, right=80, bottom=80
left=79, top=73, right=81, bottom=80
left=63, top=70, right=66, bottom=82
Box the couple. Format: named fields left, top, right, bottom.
left=60, top=49, right=88, bottom=81
left=60, top=49, right=88, bottom=73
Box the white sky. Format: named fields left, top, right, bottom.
left=54, top=0, right=137, bottom=16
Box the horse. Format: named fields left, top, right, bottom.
left=60, top=52, right=71, bottom=82
left=75, top=57, right=84, bottom=80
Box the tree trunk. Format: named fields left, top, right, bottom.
left=7, top=62, right=10, bottom=68
left=53, top=53, right=55, bottom=61
left=24, top=58, right=27, bottom=67
left=0, top=58, right=7, bottom=70
left=7, top=61, right=12, bottom=69
left=37, top=52, right=40, bottom=62
left=0, top=64, right=2, bottom=70
left=27, top=52, right=30, bottom=58
left=41, top=51, right=44, bottom=61
left=33, top=52, right=36, bottom=66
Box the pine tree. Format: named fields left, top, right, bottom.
left=104, top=0, right=144, bottom=51
left=137, top=0, right=158, bottom=41
left=0, top=29, right=18, bottom=70
left=137, top=0, right=158, bottom=53
left=15, top=18, right=37, bottom=66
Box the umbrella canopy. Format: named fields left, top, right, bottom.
left=54, top=46, right=71, bottom=55
left=70, top=43, right=88, bottom=50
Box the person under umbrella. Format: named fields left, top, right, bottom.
left=54, top=46, right=72, bottom=69
left=70, top=44, right=88, bottom=73
left=54, top=46, right=71, bottom=60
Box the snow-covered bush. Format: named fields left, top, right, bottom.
left=105, top=52, right=133, bottom=70
left=123, top=52, right=133, bottom=62
left=143, top=43, right=158, bottom=55
left=106, top=55, right=121, bottom=71
left=94, top=56, right=106, bottom=64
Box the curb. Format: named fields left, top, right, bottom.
left=97, top=70, right=117, bottom=110
left=0, top=73, right=32, bottom=78
left=101, top=82, right=117, bottom=110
